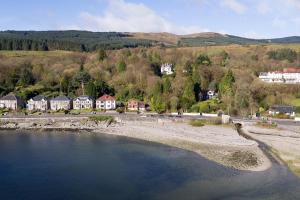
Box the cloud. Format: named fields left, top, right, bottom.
left=243, top=31, right=264, bottom=39
left=257, top=1, right=272, bottom=14
left=220, top=0, right=247, bottom=14
left=272, top=18, right=287, bottom=28
left=286, top=0, right=300, bottom=9
left=71, top=0, right=208, bottom=34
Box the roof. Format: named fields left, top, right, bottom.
left=51, top=95, right=71, bottom=101
left=31, top=95, right=48, bottom=101
left=283, top=67, right=300, bottom=73
left=271, top=105, right=294, bottom=113
left=97, top=94, right=115, bottom=101
left=0, top=94, right=18, bottom=101
left=74, top=95, right=92, bottom=101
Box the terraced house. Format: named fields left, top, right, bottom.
left=27, top=95, right=49, bottom=111
left=50, top=96, right=72, bottom=111
left=73, top=96, right=93, bottom=110
left=96, top=95, right=116, bottom=110
left=0, top=94, right=24, bottom=110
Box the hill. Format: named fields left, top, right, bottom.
left=0, top=30, right=300, bottom=51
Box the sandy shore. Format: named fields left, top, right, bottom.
left=0, top=117, right=271, bottom=172
left=243, top=125, right=300, bottom=176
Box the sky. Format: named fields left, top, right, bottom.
left=0, top=0, right=300, bottom=38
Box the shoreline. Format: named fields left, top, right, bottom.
left=0, top=116, right=272, bottom=172
left=242, top=124, right=300, bottom=177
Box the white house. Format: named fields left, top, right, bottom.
left=161, top=63, right=174, bottom=75
left=73, top=96, right=93, bottom=110
left=27, top=95, right=49, bottom=111
left=96, top=94, right=116, bottom=110
left=207, top=90, right=218, bottom=99
left=0, top=94, right=24, bottom=110
left=50, top=96, right=72, bottom=111
left=259, top=67, right=300, bottom=84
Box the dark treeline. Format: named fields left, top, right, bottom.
left=0, top=31, right=153, bottom=51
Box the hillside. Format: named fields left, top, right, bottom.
left=1, top=44, right=300, bottom=116
left=0, top=30, right=300, bottom=52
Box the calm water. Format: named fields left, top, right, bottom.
left=0, top=131, right=299, bottom=200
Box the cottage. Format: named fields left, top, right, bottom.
left=207, top=90, right=218, bottom=99
left=0, top=94, right=24, bottom=110
left=269, top=105, right=295, bottom=116
left=27, top=95, right=49, bottom=111
left=127, top=99, right=145, bottom=111
left=96, top=95, right=116, bottom=110
left=161, top=63, right=173, bottom=75
left=50, top=96, right=72, bottom=111
left=73, top=96, right=93, bottom=110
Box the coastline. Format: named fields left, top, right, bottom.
left=243, top=125, right=300, bottom=177
left=0, top=116, right=272, bottom=172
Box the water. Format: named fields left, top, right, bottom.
left=0, top=131, right=299, bottom=200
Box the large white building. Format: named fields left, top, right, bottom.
left=50, top=96, right=72, bottom=111
left=96, top=94, right=116, bottom=110
left=27, top=95, right=49, bottom=111
left=259, top=68, right=300, bottom=84
left=0, top=94, right=24, bottom=110
left=161, top=63, right=174, bottom=75
left=73, top=96, right=93, bottom=110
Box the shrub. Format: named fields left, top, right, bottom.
left=89, top=116, right=115, bottom=124
left=189, top=117, right=222, bottom=126
left=189, top=120, right=205, bottom=127
left=256, top=121, right=277, bottom=129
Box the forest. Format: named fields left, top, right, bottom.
left=1, top=43, right=300, bottom=116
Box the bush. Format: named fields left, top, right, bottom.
left=189, top=117, right=222, bottom=126
left=191, top=100, right=220, bottom=113
left=189, top=120, right=205, bottom=127
left=116, top=107, right=125, bottom=114
left=89, top=116, right=115, bottom=123
left=256, top=121, right=277, bottom=129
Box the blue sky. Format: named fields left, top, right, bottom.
left=0, top=0, right=300, bottom=38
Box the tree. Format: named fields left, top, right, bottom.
left=220, top=50, right=229, bottom=66
left=72, top=65, right=91, bottom=94
left=181, top=78, right=196, bottom=111
left=117, top=60, right=127, bottom=73
left=17, top=63, right=35, bottom=87
left=195, top=54, right=211, bottom=66
left=60, top=75, right=71, bottom=94
left=98, top=49, right=107, bottom=61
left=219, top=69, right=235, bottom=114
left=86, top=80, right=97, bottom=99
left=163, top=77, right=172, bottom=93
left=149, top=81, right=166, bottom=113
left=219, top=69, right=235, bottom=96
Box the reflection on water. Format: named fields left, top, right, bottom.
left=0, top=131, right=299, bottom=200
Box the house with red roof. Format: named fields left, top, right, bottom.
left=127, top=99, right=145, bottom=111
left=259, top=67, right=300, bottom=84
left=96, top=94, right=116, bottom=110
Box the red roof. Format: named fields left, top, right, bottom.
left=97, top=94, right=115, bottom=101
left=283, top=67, right=300, bottom=73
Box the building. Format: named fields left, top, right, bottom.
left=73, top=96, right=93, bottom=110
left=259, top=67, right=300, bottom=84
left=207, top=90, right=218, bottom=99
left=161, top=63, right=174, bottom=75
left=27, top=95, right=49, bottom=111
left=50, top=96, right=72, bottom=111
left=96, top=95, right=116, bottom=110
left=269, top=105, right=295, bottom=116
left=127, top=99, right=145, bottom=111
left=0, top=94, right=24, bottom=110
